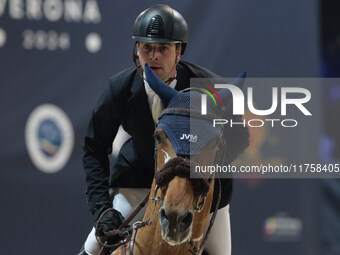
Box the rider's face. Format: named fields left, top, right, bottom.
left=137, top=42, right=181, bottom=82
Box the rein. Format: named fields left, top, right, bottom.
left=95, top=193, right=150, bottom=251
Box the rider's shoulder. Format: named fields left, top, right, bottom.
left=178, top=61, right=221, bottom=79
left=109, top=66, right=138, bottom=89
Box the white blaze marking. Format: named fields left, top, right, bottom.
left=161, top=149, right=171, bottom=164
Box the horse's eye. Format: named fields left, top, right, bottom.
left=154, top=132, right=163, bottom=144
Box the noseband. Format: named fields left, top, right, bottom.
left=155, top=156, right=211, bottom=198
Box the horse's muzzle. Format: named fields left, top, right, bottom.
left=159, top=207, right=193, bottom=245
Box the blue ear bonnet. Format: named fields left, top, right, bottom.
left=144, top=63, right=245, bottom=156
left=157, top=90, right=222, bottom=156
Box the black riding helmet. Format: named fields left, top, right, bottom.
left=132, top=4, right=188, bottom=55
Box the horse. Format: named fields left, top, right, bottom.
left=108, top=64, right=245, bottom=255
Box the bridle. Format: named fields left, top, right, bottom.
left=149, top=150, right=222, bottom=255
left=147, top=106, right=223, bottom=255
left=97, top=104, right=223, bottom=255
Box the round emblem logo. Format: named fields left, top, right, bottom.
left=25, top=104, right=74, bottom=173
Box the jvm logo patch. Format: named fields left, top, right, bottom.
left=180, top=134, right=198, bottom=143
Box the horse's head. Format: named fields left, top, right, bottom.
left=145, top=64, right=245, bottom=246
left=153, top=128, right=220, bottom=245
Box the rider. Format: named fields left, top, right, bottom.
left=80, top=4, right=249, bottom=255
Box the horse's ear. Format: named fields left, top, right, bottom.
left=215, top=71, right=246, bottom=103
left=144, top=63, right=178, bottom=107
left=232, top=71, right=246, bottom=89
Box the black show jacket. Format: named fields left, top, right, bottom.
left=83, top=61, right=249, bottom=214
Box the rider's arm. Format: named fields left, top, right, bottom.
left=82, top=70, right=132, bottom=218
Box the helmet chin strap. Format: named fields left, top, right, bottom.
left=133, top=42, right=178, bottom=85
left=164, top=54, right=179, bottom=84
left=133, top=42, right=147, bottom=82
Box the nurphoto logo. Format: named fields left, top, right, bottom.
left=200, top=83, right=312, bottom=128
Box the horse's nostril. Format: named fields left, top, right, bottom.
left=179, top=212, right=193, bottom=232
left=160, top=208, right=167, bottom=219
left=159, top=208, right=169, bottom=226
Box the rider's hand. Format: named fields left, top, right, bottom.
left=95, top=207, right=125, bottom=244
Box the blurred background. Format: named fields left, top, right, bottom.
left=0, top=0, right=339, bottom=254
